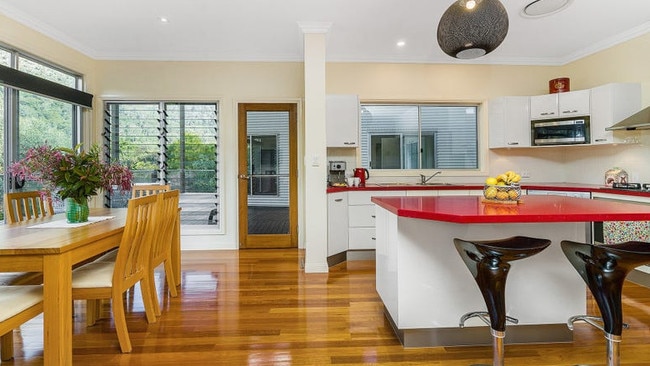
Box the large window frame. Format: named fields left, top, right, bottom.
left=360, top=103, right=480, bottom=174
left=103, top=101, right=221, bottom=232
left=1, top=44, right=86, bottom=221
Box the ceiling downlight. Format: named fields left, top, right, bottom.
left=522, top=0, right=573, bottom=18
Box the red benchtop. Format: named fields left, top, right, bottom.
left=327, top=182, right=650, bottom=198
left=371, top=195, right=650, bottom=224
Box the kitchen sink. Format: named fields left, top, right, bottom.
left=374, top=182, right=453, bottom=187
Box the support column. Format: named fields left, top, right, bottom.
left=300, top=22, right=331, bottom=273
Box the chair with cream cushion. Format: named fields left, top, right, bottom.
left=131, top=184, right=170, bottom=199
left=2, top=192, right=53, bottom=286
left=4, top=191, right=54, bottom=223
left=71, top=194, right=158, bottom=353
left=147, top=190, right=180, bottom=316
left=92, top=183, right=170, bottom=264
left=0, top=285, right=43, bottom=361
left=92, top=184, right=171, bottom=265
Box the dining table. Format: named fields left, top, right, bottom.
left=0, top=207, right=181, bottom=365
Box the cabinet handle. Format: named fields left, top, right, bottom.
left=540, top=112, right=556, bottom=116
left=371, top=215, right=376, bottom=218
left=507, top=142, right=519, bottom=145
left=343, top=142, right=357, bottom=145
left=371, top=237, right=376, bottom=240
left=334, top=198, right=343, bottom=202
left=595, top=139, right=607, bottom=142
left=562, top=110, right=578, bottom=114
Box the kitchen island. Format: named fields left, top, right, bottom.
left=371, top=195, right=650, bottom=347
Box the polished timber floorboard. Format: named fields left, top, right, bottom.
left=7, top=249, right=650, bottom=365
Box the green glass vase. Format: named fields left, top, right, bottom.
left=65, top=198, right=89, bottom=223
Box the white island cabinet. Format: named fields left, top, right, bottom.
left=371, top=195, right=650, bottom=348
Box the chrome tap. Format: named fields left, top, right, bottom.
left=420, top=171, right=442, bottom=184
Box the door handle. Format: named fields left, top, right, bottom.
left=238, top=174, right=250, bottom=180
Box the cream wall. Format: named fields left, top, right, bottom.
left=326, top=33, right=650, bottom=185
left=2, top=10, right=650, bottom=253
left=0, top=14, right=97, bottom=144
left=95, top=61, right=305, bottom=249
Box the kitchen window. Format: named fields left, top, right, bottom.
left=360, top=104, right=478, bottom=170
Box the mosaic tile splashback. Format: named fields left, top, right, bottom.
left=603, top=221, right=650, bottom=244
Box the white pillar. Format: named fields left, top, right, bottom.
left=299, top=22, right=331, bottom=273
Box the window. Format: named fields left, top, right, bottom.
left=360, top=104, right=478, bottom=170
left=1, top=45, right=85, bottom=220
left=104, top=102, right=220, bottom=230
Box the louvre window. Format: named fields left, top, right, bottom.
left=104, top=102, right=220, bottom=229
left=360, top=104, right=478, bottom=170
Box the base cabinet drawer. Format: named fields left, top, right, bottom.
left=348, top=205, right=376, bottom=227
left=348, top=227, right=376, bottom=250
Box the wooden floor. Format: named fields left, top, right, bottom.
left=7, top=249, right=650, bottom=365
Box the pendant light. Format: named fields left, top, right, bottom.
left=437, top=0, right=509, bottom=59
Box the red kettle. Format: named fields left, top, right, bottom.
left=353, top=168, right=369, bottom=186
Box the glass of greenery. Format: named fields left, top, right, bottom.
left=9, top=144, right=132, bottom=222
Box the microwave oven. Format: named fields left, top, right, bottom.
left=531, top=117, right=590, bottom=146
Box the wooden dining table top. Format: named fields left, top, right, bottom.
left=0, top=207, right=127, bottom=255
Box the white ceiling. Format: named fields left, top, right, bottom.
left=0, top=0, right=648, bottom=65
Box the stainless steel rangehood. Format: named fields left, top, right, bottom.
left=606, top=106, right=650, bottom=130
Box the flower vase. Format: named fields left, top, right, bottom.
left=66, top=198, right=89, bottom=223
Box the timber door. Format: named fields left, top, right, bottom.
left=238, top=103, right=297, bottom=248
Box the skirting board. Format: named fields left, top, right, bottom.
left=384, top=306, right=573, bottom=348
left=327, top=250, right=375, bottom=267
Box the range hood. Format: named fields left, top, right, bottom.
left=606, top=106, right=650, bottom=130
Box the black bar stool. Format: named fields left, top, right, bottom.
left=454, top=236, right=551, bottom=366
left=561, top=240, right=650, bottom=366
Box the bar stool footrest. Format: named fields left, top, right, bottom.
left=459, top=311, right=519, bottom=328
left=568, top=315, right=629, bottom=332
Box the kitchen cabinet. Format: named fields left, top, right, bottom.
left=347, top=190, right=405, bottom=250
left=488, top=96, right=530, bottom=148
left=590, top=83, right=642, bottom=145
left=326, top=94, right=359, bottom=147
left=530, top=89, right=590, bottom=120
left=327, top=192, right=348, bottom=256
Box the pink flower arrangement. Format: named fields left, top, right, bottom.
left=9, top=144, right=133, bottom=205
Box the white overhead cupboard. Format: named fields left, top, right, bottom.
left=590, top=83, right=642, bottom=144
left=488, top=96, right=531, bottom=148
left=488, top=83, right=641, bottom=149
left=530, top=89, right=590, bottom=120
left=326, top=94, right=360, bottom=148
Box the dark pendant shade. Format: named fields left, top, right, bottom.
left=437, top=0, right=509, bottom=59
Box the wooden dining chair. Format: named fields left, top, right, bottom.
left=147, top=190, right=180, bottom=316
left=71, top=194, right=158, bottom=353
left=4, top=191, right=54, bottom=223
left=131, top=184, right=170, bottom=198
left=0, top=285, right=43, bottom=361
left=91, top=184, right=171, bottom=265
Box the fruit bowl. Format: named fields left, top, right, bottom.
left=483, top=184, right=521, bottom=203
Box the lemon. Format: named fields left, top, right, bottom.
left=485, top=177, right=498, bottom=185
left=484, top=186, right=498, bottom=199
left=496, top=181, right=506, bottom=186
